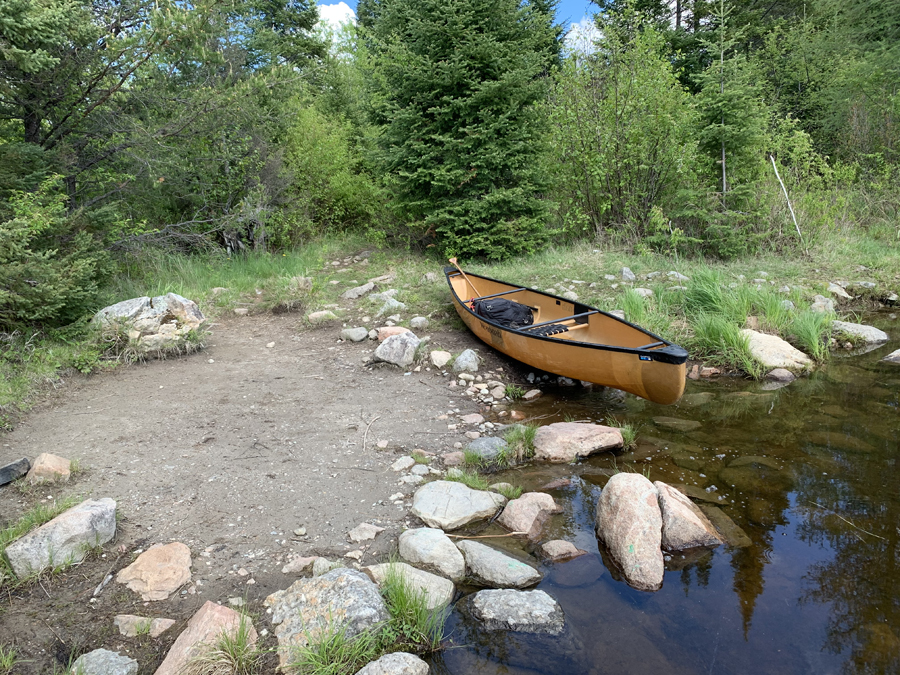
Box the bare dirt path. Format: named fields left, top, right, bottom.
left=0, top=313, right=508, bottom=672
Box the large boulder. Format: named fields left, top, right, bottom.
left=740, top=329, right=812, bottom=372
left=468, top=589, right=564, bottom=635
left=654, top=482, right=723, bottom=551
left=116, top=542, right=192, bottom=601
left=354, top=652, right=429, bottom=675
left=71, top=649, right=138, bottom=675
left=373, top=332, right=421, bottom=368
left=456, top=540, right=542, bottom=588
left=594, top=473, right=663, bottom=592
left=398, top=528, right=466, bottom=581
left=5, top=498, right=116, bottom=578
left=411, top=481, right=506, bottom=530
left=832, top=320, right=889, bottom=344
left=532, top=423, right=623, bottom=463
left=264, top=568, right=389, bottom=667
left=364, top=562, right=455, bottom=610
left=0, top=457, right=30, bottom=486
left=93, top=293, right=205, bottom=353
left=464, top=436, right=508, bottom=463
left=154, top=601, right=256, bottom=675
left=496, top=492, right=562, bottom=539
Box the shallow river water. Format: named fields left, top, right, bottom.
left=430, top=312, right=899, bottom=675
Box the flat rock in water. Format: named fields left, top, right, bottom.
left=532, top=422, right=623, bottom=463
left=364, top=562, right=455, bottom=610
left=71, top=648, right=138, bottom=675
left=456, top=540, right=542, bottom=588
left=25, top=452, right=70, bottom=483
left=465, top=436, right=508, bottom=462
left=469, top=589, right=564, bottom=635
left=882, top=349, right=900, bottom=364
left=698, top=506, right=752, bottom=548
left=0, top=457, right=30, bottom=486
left=154, top=601, right=256, bottom=675
left=652, top=416, right=701, bottom=432
left=5, top=498, right=116, bottom=578
left=116, top=542, right=192, bottom=601
left=264, top=569, right=388, bottom=667
left=740, top=329, right=813, bottom=371
left=594, top=473, right=663, bottom=592
left=354, top=652, right=429, bottom=675
left=452, top=349, right=480, bottom=373
left=806, top=431, right=875, bottom=454
left=496, top=492, right=561, bottom=539
left=412, top=480, right=506, bottom=530
left=832, top=320, right=889, bottom=344
left=540, top=540, right=587, bottom=562
left=766, top=368, right=796, bottom=382
left=373, top=332, right=421, bottom=368
left=654, top=482, right=723, bottom=551
left=399, top=527, right=466, bottom=581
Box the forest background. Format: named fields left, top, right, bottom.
left=1, top=0, right=898, bottom=419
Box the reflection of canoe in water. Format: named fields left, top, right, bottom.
left=445, top=266, right=689, bottom=405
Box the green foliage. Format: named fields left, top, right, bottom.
left=789, top=309, right=833, bottom=361
left=182, top=613, right=268, bottom=675
left=0, top=179, right=110, bottom=328
left=546, top=17, right=700, bottom=244
left=503, top=423, right=538, bottom=463
left=366, top=0, right=559, bottom=259
left=495, top=483, right=523, bottom=500
left=444, top=468, right=491, bottom=491
left=504, top=384, right=526, bottom=400
left=0, top=645, right=18, bottom=675
left=379, top=563, right=445, bottom=651
left=605, top=416, right=638, bottom=449
left=684, top=312, right=760, bottom=377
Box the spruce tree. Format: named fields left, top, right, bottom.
left=365, top=0, right=558, bottom=260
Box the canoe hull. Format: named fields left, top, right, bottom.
left=446, top=269, right=687, bottom=405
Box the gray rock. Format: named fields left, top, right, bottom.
left=667, top=271, right=690, bottom=282
left=410, top=464, right=430, bottom=476
left=832, top=320, right=889, bottom=344
left=634, top=288, right=654, bottom=298
left=781, top=299, right=795, bottom=310
left=410, top=316, right=429, bottom=329
left=741, top=329, right=812, bottom=371
left=451, top=349, right=480, bottom=373
left=399, top=528, right=466, bottom=581
left=882, top=349, right=900, bottom=364
left=391, top=456, right=416, bottom=472
left=93, top=293, right=205, bottom=353
left=412, top=481, right=506, bottom=530
left=609, top=309, right=626, bottom=320
left=5, top=498, right=116, bottom=578
left=264, top=569, right=389, bottom=665
left=342, top=327, right=370, bottom=342
left=540, top=540, right=587, bottom=562
left=654, top=482, right=723, bottom=551
left=354, top=652, right=429, bottom=675
left=465, top=436, right=508, bottom=462
left=621, top=267, right=636, bottom=282
left=70, top=648, right=138, bottom=675
left=828, top=282, right=853, bottom=299
left=430, top=350, right=452, bottom=368
left=854, top=281, right=876, bottom=289
left=469, top=589, right=564, bottom=635
left=370, top=289, right=399, bottom=303
left=652, top=416, right=701, bottom=432
left=0, top=457, right=30, bottom=486
left=348, top=523, right=385, bottom=543
left=766, top=368, right=796, bottom=382
left=373, top=333, right=421, bottom=368
left=312, top=558, right=344, bottom=576
left=595, top=473, right=663, bottom=592
left=376, top=298, right=407, bottom=317
left=342, top=282, right=375, bottom=300
left=308, top=310, right=339, bottom=323
left=698, top=505, right=752, bottom=547
left=811, top=294, right=835, bottom=313
left=561, top=291, right=578, bottom=301
left=457, top=540, right=541, bottom=588
left=364, top=562, right=454, bottom=610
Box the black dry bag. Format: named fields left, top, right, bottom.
left=471, top=298, right=534, bottom=328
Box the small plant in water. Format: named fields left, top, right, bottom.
left=605, top=416, right=638, bottom=450
left=494, top=483, right=524, bottom=500
left=504, top=384, right=526, bottom=400
left=444, top=468, right=491, bottom=491
left=503, top=423, right=538, bottom=463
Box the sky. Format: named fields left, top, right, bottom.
left=316, top=1, right=599, bottom=38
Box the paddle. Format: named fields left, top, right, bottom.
left=448, top=257, right=482, bottom=299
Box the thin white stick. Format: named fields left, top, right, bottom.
left=769, top=154, right=804, bottom=247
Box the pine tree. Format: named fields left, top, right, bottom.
left=365, top=0, right=559, bottom=260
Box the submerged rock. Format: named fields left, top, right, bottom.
left=698, top=505, right=752, bottom=548
left=654, top=482, right=723, bottom=551
left=468, top=589, right=565, bottom=635
left=595, top=473, right=663, bottom=592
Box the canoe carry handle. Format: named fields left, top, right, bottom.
left=448, top=257, right=482, bottom=298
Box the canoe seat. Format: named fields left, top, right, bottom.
left=528, top=323, right=569, bottom=336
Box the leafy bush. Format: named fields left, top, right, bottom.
left=0, top=180, right=110, bottom=329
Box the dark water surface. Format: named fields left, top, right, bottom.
left=431, top=313, right=899, bottom=675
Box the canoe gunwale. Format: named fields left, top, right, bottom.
left=444, top=267, right=688, bottom=366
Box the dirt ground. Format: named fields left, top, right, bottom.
left=0, top=312, right=518, bottom=673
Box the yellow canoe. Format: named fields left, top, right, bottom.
left=446, top=267, right=688, bottom=405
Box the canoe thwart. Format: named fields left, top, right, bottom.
left=525, top=311, right=599, bottom=331
left=636, top=341, right=666, bottom=350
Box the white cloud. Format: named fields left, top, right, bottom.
left=565, top=16, right=601, bottom=55
left=317, top=2, right=357, bottom=30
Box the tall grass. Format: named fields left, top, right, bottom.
left=182, top=614, right=267, bottom=675
left=685, top=313, right=761, bottom=377
left=1, top=496, right=82, bottom=588
left=789, top=310, right=834, bottom=360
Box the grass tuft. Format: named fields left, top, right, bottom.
left=504, top=384, right=525, bottom=400
left=494, top=483, right=524, bottom=500
left=444, top=468, right=491, bottom=491
left=182, top=614, right=267, bottom=675
left=605, top=416, right=638, bottom=450
left=790, top=309, right=834, bottom=360
left=503, top=423, right=538, bottom=463
left=0, top=646, right=19, bottom=675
